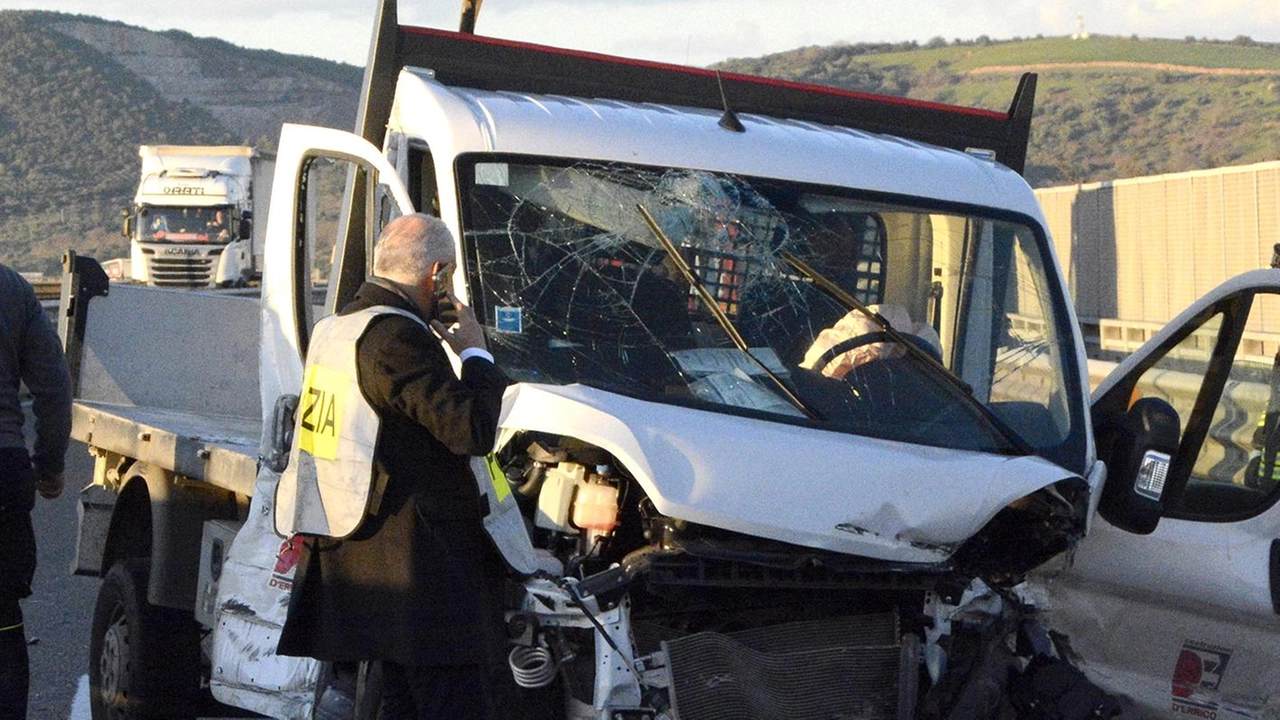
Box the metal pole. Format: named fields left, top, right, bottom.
left=459, top=0, right=484, bottom=34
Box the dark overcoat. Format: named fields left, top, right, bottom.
left=277, top=280, right=508, bottom=666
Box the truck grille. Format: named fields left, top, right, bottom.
left=663, top=613, right=910, bottom=720
left=148, top=257, right=215, bottom=288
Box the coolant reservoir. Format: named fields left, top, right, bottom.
left=572, top=480, right=620, bottom=532
left=536, top=462, right=587, bottom=532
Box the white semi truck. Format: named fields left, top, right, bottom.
left=123, top=145, right=274, bottom=288
left=55, top=2, right=1280, bottom=718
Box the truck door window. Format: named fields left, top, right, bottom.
left=1127, top=313, right=1221, bottom=405
left=296, top=155, right=370, bottom=347
left=407, top=145, right=440, bottom=216
left=951, top=219, right=1076, bottom=448
left=1173, top=292, right=1280, bottom=521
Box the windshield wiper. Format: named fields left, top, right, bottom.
left=637, top=204, right=817, bottom=420
left=781, top=252, right=1031, bottom=454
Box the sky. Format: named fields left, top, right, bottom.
left=1, top=0, right=1277, bottom=68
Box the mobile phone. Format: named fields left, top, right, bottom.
left=434, top=290, right=459, bottom=325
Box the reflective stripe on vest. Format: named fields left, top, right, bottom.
left=273, top=305, right=428, bottom=538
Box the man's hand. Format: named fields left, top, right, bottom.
left=36, top=471, right=64, bottom=500
left=431, top=292, right=488, bottom=355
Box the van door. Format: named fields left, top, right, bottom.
left=260, top=123, right=414, bottom=401
left=1040, top=271, right=1280, bottom=719
left=209, top=124, right=413, bottom=718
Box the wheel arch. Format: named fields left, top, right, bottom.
left=102, top=462, right=242, bottom=612
left=101, top=475, right=153, bottom=574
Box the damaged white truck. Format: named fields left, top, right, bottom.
left=57, top=2, right=1277, bottom=718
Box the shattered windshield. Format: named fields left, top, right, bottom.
left=138, top=205, right=233, bottom=244
left=459, top=157, right=1084, bottom=462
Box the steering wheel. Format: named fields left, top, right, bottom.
left=812, top=331, right=897, bottom=374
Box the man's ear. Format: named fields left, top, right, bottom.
left=427, top=262, right=443, bottom=293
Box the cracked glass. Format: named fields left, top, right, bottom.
left=459, top=156, right=1083, bottom=460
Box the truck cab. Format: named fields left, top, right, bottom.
left=60, top=5, right=1279, bottom=719
left=125, top=145, right=272, bottom=288
left=206, top=14, right=1141, bottom=718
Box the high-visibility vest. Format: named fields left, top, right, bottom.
left=274, top=305, right=428, bottom=538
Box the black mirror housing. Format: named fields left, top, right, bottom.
left=1099, top=397, right=1180, bottom=534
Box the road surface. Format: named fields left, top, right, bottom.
left=24, top=432, right=253, bottom=720
left=24, top=438, right=97, bottom=720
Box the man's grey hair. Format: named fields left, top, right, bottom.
left=372, top=213, right=456, bottom=284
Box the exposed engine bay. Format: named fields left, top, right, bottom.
left=439, top=159, right=1117, bottom=718
left=488, top=432, right=1113, bottom=720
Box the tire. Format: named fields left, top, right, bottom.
left=89, top=558, right=202, bottom=720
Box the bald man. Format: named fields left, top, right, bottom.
left=278, top=214, right=508, bottom=719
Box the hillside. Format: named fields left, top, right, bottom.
left=0, top=11, right=361, bottom=274
left=715, top=35, right=1280, bottom=187
left=1, top=16, right=1277, bottom=275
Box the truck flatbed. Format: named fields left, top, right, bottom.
left=72, top=401, right=259, bottom=495
left=63, top=278, right=263, bottom=496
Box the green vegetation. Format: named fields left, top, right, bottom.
left=847, top=35, right=1280, bottom=74
left=166, top=28, right=363, bottom=86
left=716, top=34, right=1280, bottom=188
left=0, top=11, right=360, bottom=274
left=0, top=14, right=1276, bottom=274
left=0, top=13, right=230, bottom=273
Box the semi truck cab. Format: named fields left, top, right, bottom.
left=124, top=145, right=272, bottom=288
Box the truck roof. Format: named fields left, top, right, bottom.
left=392, top=67, right=1045, bottom=219
left=139, top=145, right=262, bottom=158
left=138, top=146, right=274, bottom=177
left=357, top=0, right=1036, bottom=174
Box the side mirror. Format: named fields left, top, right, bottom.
left=1099, top=397, right=1180, bottom=534
left=121, top=210, right=133, bottom=239
left=238, top=218, right=252, bottom=240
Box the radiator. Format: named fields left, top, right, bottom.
left=663, top=613, right=910, bottom=720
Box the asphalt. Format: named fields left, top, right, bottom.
left=23, top=438, right=97, bottom=720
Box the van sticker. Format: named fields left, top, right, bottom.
left=475, top=162, right=510, bottom=187
left=496, top=306, right=523, bottom=334
left=1172, top=640, right=1233, bottom=718
left=269, top=534, right=304, bottom=592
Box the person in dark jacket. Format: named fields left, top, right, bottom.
left=0, top=263, right=71, bottom=720
left=277, top=214, right=508, bottom=719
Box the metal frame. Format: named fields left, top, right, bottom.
left=354, top=0, right=1036, bottom=174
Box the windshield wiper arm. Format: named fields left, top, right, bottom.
left=781, top=252, right=1031, bottom=454
left=637, top=204, right=817, bottom=420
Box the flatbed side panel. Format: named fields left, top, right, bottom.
left=77, top=283, right=260, bottom=419
left=72, top=402, right=258, bottom=495
left=63, top=277, right=262, bottom=492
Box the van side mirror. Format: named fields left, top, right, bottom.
left=1099, top=397, right=1180, bottom=534
left=121, top=210, right=133, bottom=239
left=238, top=217, right=252, bottom=241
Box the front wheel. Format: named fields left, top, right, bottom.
left=89, top=559, right=202, bottom=719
